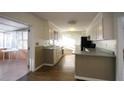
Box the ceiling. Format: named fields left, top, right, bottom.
left=0, top=17, right=28, bottom=32
left=34, top=12, right=97, bottom=31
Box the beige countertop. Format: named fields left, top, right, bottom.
left=74, top=48, right=116, bottom=58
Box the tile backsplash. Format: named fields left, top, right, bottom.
left=94, top=40, right=116, bottom=53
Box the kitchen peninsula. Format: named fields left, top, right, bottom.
left=74, top=48, right=116, bottom=81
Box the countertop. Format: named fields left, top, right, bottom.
left=42, top=46, right=62, bottom=50
left=74, top=48, right=116, bottom=58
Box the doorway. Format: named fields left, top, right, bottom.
left=0, top=17, right=29, bottom=80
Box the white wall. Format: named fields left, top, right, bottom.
left=114, top=13, right=124, bottom=81
left=0, top=12, right=49, bottom=71
left=116, top=16, right=124, bottom=80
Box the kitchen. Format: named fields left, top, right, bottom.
left=74, top=13, right=116, bottom=80
left=0, top=12, right=118, bottom=81
left=33, top=12, right=116, bottom=81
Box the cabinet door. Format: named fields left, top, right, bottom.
left=92, top=23, right=97, bottom=40
left=53, top=49, right=57, bottom=64
left=35, top=47, right=43, bottom=68
left=97, top=14, right=103, bottom=40
left=89, top=27, right=93, bottom=40
left=89, top=13, right=102, bottom=41
left=44, top=49, right=54, bottom=64
left=89, top=25, right=95, bottom=40
left=102, top=13, right=114, bottom=40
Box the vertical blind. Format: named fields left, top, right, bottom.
left=0, top=31, right=28, bottom=49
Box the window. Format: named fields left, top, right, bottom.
left=0, top=32, right=4, bottom=48
left=22, top=32, right=28, bottom=49
left=17, top=31, right=28, bottom=49
left=0, top=31, right=28, bottom=49
left=4, top=32, right=17, bottom=49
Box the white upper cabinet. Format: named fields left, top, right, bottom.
left=102, top=13, right=114, bottom=40
left=87, top=13, right=114, bottom=40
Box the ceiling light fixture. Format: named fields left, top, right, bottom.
left=69, top=27, right=76, bottom=31
left=68, top=20, right=77, bottom=25
left=68, top=20, right=77, bottom=31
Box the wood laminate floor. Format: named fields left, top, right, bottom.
left=0, top=59, right=28, bottom=81
left=18, top=55, right=77, bottom=81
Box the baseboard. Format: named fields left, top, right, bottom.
left=34, top=63, right=55, bottom=72
left=75, top=75, right=106, bottom=81
left=34, top=64, right=44, bottom=72
left=34, top=59, right=65, bottom=72
left=43, top=63, right=54, bottom=66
